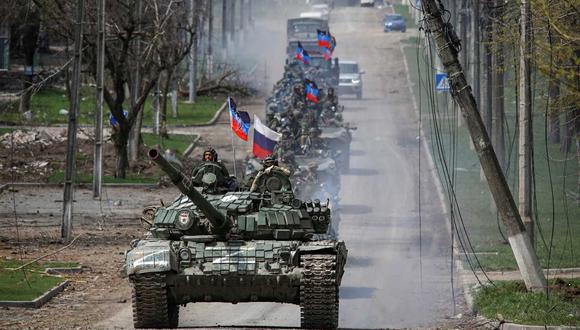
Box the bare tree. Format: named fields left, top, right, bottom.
left=36, top=0, right=195, bottom=178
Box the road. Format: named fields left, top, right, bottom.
left=101, top=5, right=459, bottom=329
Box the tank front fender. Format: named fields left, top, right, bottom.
left=125, top=240, right=178, bottom=276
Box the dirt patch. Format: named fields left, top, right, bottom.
left=0, top=226, right=144, bottom=330
left=0, top=128, right=163, bottom=183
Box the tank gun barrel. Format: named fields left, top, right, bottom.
left=148, top=149, right=229, bottom=232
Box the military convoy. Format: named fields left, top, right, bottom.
left=126, top=6, right=355, bottom=329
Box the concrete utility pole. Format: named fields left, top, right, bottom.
left=471, top=0, right=480, bottom=108
left=483, top=8, right=492, bottom=134
left=420, top=0, right=547, bottom=291
left=459, top=0, right=468, bottom=77
left=189, top=0, right=197, bottom=103
left=240, top=0, right=245, bottom=42
left=221, top=0, right=227, bottom=58
left=518, top=0, right=534, bottom=243
left=248, top=0, right=253, bottom=27
left=62, top=0, right=85, bottom=242
left=228, top=0, right=235, bottom=52
left=128, top=0, right=143, bottom=164
left=93, top=0, right=105, bottom=199
left=491, top=0, right=505, bottom=171
left=207, top=0, right=213, bottom=80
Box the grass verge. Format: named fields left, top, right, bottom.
left=0, top=88, right=223, bottom=126
left=0, top=259, right=78, bottom=301
left=474, top=279, right=580, bottom=326
left=402, top=38, right=580, bottom=270
left=393, top=4, right=417, bottom=29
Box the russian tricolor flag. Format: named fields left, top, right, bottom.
left=228, top=96, right=251, bottom=141
left=252, top=115, right=282, bottom=159
left=295, top=42, right=311, bottom=65
left=305, top=79, right=319, bottom=103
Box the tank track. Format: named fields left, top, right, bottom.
left=300, top=254, right=339, bottom=329
left=131, top=273, right=179, bottom=329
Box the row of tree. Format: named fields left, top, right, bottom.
left=1, top=0, right=254, bottom=178
left=438, top=0, right=579, bottom=194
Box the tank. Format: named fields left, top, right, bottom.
left=320, top=125, right=354, bottom=172
left=125, top=149, right=348, bottom=329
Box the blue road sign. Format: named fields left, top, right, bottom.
left=435, top=73, right=450, bottom=92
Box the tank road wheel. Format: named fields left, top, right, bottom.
left=131, top=273, right=179, bottom=329
left=300, top=254, right=339, bottom=329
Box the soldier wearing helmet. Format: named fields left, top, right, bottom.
left=249, top=156, right=292, bottom=193
left=192, top=147, right=236, bottom=191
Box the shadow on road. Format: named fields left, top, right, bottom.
left=340, top=286, right=376, bottom=299
left=346, top=256, right=374, bottom=268
left=349, top=149, right=366, bottom=157
left=339, top=204, right=373, bottom=215
left=345, top=168, right=381, bottom=176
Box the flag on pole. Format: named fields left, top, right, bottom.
left=252, top=115, right=282, bottom=159
left=305, top=79, right=319, bottom=103
left=295, top=42, right=311, bottom=65
left=228, top=96, right=251, bottom=141
left=317, top=29, right=331, bottom=48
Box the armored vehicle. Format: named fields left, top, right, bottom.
left=126, top=149, right=348, bottom=329
left=287, top=17, right=329, bottom=43
left=320, top=125, right=354, bottom=171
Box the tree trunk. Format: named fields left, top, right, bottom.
left=561, top=107, right=573, bottom=153
left=18, top=76, right=33, bottom=115
left=128, top=108, right=144, bottom=164
left=114, top=128, right=130, bottom=178
left=491, top=0, right=505, bottom=171
left=548, top=81, right=560, bottom=144
left=159, top=70, right=173, bottom=138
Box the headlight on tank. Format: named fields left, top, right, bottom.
left=179, top=248, right=191, bottom=261
left=175, top=211, right=194, bottom=230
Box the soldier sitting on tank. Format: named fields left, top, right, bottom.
left=274, top=130, right=299, bottom=171
left=192, top=147, right=238, bottom=192
left=301, top=127, right=327, bottom=155
left=249, top=156, right=292, bottom=193
left=322, top=87, right=339, bottom=111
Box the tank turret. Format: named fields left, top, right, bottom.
left=148, top=149, right=229, bottom=232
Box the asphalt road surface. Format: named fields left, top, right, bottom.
left=101, top=5, right=458, bottom=329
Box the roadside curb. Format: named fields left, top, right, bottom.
left=496, top=323, right=578, bottom=330
left=188, top=101, right=228, bottom=127
left=0, top=183, right=160, bottom=192
left=45, top=266, right=83, bottom=275
left=0, top=280, right=69, bottom=309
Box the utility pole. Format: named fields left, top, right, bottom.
left=221, top=0, right=227, bottom=59
left=248, top=0, right=253, bottom=28
left=491, top=0, right=505, bottom=171
left=128, top=0, right=143, bottom=164
left=420, top=0, right=547, bottom=291
left=459, top=0, right=468, bottom=77
left=483, top=7, right=492, bottom=134
left=207, top=0, right=213, bottom=80
left=229, top=0, right=235, bottom=52
left=240, top=0, right=245, bottom=43
left=93, top=0, right=105, bottom=199
left=188, top=0, right=197, bottom=103
left=472, top=0, right=480, bottom=108
left=518, top=0, right=534, bottom=243
left=62, top=0, right=85, bottom=242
